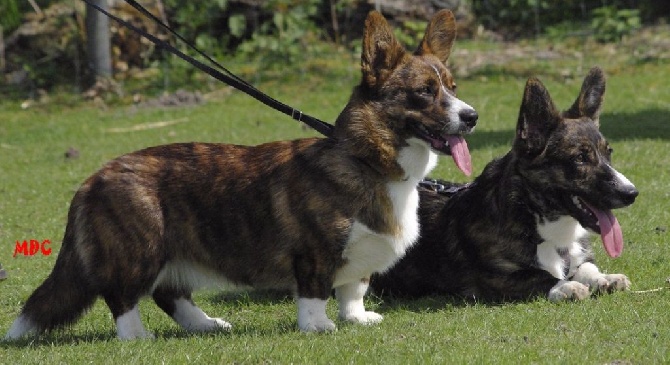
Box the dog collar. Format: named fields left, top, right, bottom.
left=418, top=179, right=473, bottom=196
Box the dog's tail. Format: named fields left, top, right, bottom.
left=5, top=218, right=98, bottom=340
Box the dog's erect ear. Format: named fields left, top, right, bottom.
left=563, top=67, right=606, bottom=126
left=415, top=10, right=456, bottom=64
left=361, top=11, right=406, bottom=89
left=514, top=77, right=561, bottom=156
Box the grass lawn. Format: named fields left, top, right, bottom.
left=1, top=37, right=669, bottom=364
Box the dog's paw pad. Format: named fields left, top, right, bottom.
left=548, top=281, right=590, bottom=302
left=340, top=311, right=383, bottom=325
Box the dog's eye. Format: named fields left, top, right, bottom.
left=574, top=152, right=589, bottom=164
left=451, top=83, right=458, bottom=93
left=419, top=85, right=434, bottom=95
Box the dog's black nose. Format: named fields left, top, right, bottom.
left=459, top=109, right=478, bottom=128
left=619, top=186, right=639, bottom=205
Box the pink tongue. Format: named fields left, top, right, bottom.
left=446, top=135, right=472, bottom=176
left=588, top=205, right=624, bottom=258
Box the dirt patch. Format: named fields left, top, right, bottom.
left=135, top=89, right=204, bottom=108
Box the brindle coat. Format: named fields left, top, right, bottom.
left=372, top=67, right=639, bottom=302
left=6, top=10, right=477, bottom=339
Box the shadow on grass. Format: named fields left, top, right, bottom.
left=599, top=108, right=670, bottom=141
left=0, top=291, right=313, bottom=346
left=464, top=107, right=670, bottom=153
left=0, top=330, right=118, bottom=349
left=374, top=294, right=551, bottom=315
left=209, top=289, right=294, bottom=306
left=207, top=290, right=300, bottom=336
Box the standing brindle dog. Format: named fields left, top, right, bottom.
left=372, top=67, right=639, bottom=301
left=6, top=10, right=477, bottom=340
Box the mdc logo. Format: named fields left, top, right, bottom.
left=13, top=240, right=52, bottom=257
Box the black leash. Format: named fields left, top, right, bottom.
left=84, top=1, right=464, bottom=191
left=82, top=0, right=335, bottom=138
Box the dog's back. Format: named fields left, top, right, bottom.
left=6, top=9, right=479, bottom=340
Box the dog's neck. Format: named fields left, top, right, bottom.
left=478, top=152, right=571, bottom=226
left=333, top=97, right=413, bottom=181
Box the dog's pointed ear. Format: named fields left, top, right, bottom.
left=361, top=11, right=406, bottom=89
left=415, top=10, right=456, bottom=64
left=563, top=67, right=606, bottom=126
left=514, top=77, right=561, bottom=156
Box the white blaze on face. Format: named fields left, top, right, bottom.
left=427, top=64, right=474, bottom=176
left=609, top=164, right=636, bottom=191
left=429, top=64, right=476, bottom=134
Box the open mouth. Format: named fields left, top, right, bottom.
left=569, top=196, right=624, bottom=258
left=411, top=123, right=472, bottom=176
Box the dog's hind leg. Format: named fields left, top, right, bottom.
left=100, top=253, right=163, bottom=339
left=336, top=278, right=383, bottom=324
left=114, top=304, right=154, bottom=339
left=152, top=287, right=231, bottom=333
left=104, top=294, right=155, bottom=340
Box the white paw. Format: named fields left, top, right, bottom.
left=297, top=298, right=337, bottom=333
left=548, top=281, right=590, bottom=302
left=188, top=317, right=232, bottom=333
left=118, top=330, right=155, bottom=340
left=572, top=263, right=630, bottom=295
left=579, top=273, right=631, bottom=294
left=210, top=318, right=233, bottom=331
left=299, top=317, right=337, bottom=333
left=116, top=305, right=155, bottom=340
left=172, top=298, right=231, bottom=332
left=597, top=274, right=631, bottom=293
left=335, top=279, right=380, bottom=326
left=339, top=310, right=383, bottom=325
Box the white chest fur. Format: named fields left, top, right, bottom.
left=334, top=139, right=436, bottom=287
left=536, top=215, right=589, bottom=279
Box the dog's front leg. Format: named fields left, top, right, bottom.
left=571, top=262, right=631, bottom=294
left=335, top=277, right=383, bottom=325
left=295, top=261, right=337, bottom=332
left=297, top=297, right=336, bottom=332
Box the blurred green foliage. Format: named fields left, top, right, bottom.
left=591, top=6, right=641, bottom=42
left=393, top=20, right=428, bottom=49
left=237, top=0, right=322, bottom=69
left=470, top=0, right=664, bottom=39
left=2, top=0, right=668, bottom=94
left=0, top=0, right=21, bottom=33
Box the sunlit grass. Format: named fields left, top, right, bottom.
left=1, top=38, right=669, bottom=364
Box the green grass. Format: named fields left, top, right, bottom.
left=1, top=39, right=670, bottom=364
